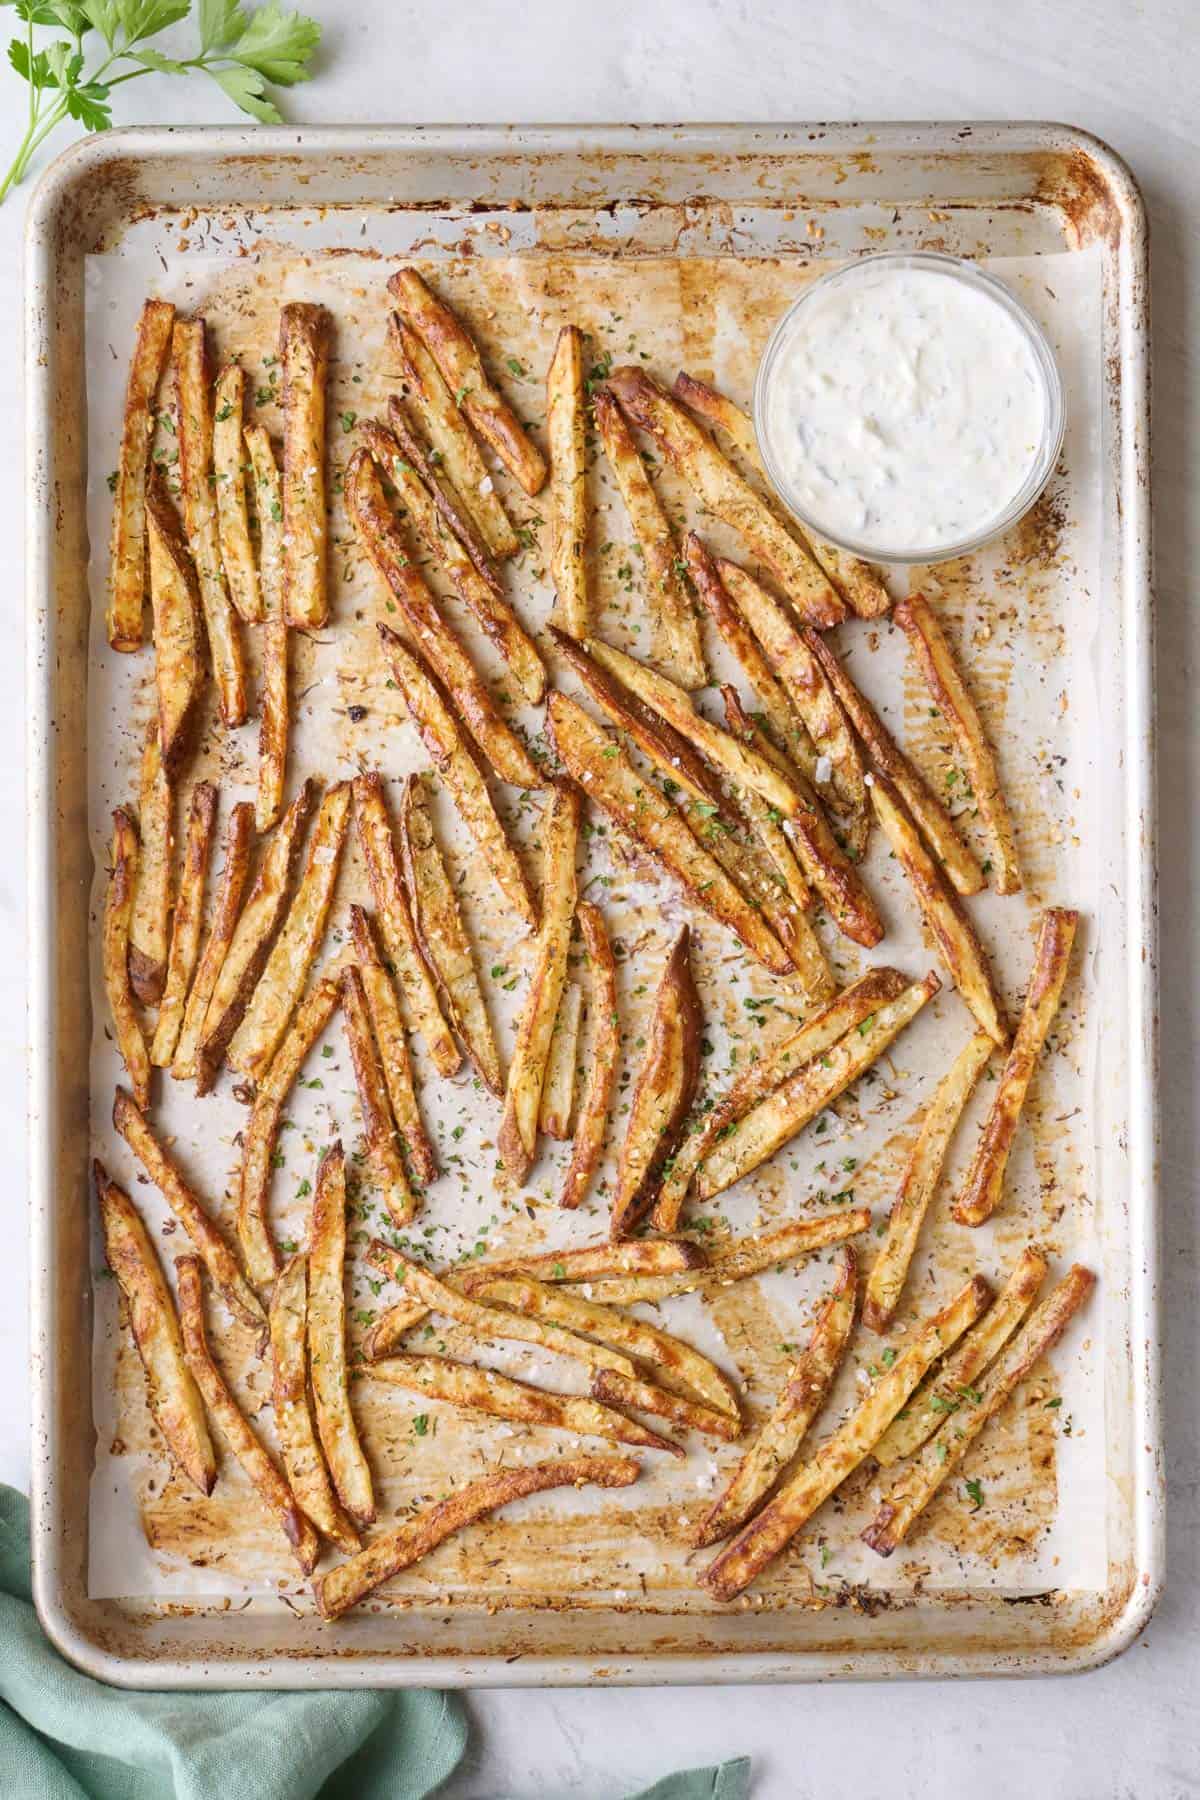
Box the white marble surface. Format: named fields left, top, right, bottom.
left=3, top=3, right=1196, bottom=1795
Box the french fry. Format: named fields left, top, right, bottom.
left=863, top=1028, right=994, bottom=1334
left=387, top=267, right=548, bottom=496
left=170, top=800, right=255, bottom=1083
left=212, top=363, right=262, bottom=623
left=539, top=981, right=582, bottom=1140
left=594, top=386, right=704, bottom=687
left=400, top=772, right=502, bottom=1094
left=704, top=1275, right=991, bottom=1598
left=176, top=1254, right=319, bottom=1574
left=225, top=782, right=350, bottom=1083
left=108, top=297, right=175, bottom=651
left=367, top=1354, right=681, bottom=1456
left=690, top=1246, right=857, bottom=1546
left=717, top=689, right=813, bottom=914
left=145, top=466, right=205, bottom=771
left=151, top=781, right=217, bottom=1068
left=546, top=324, right=589, bottom=638
left=244, top=424, right=289, bottom=832
left=461, top=1235, right=707, bottom=1288
left=868, top=772, right=1008, bottom=1046
left=314, top=1455, right=639, bottom=1620
left=611, top=926, right=701, bottom=1237
left=382, top=387, right=507, bottom=587
left=103, top=809, right=150, bottom=1110
left=560, top=903, right=621, bottom=1210
left=236, top=976, right=340, bottom=1290
left=348, top=905, right=437, bottom=1187
left=873, top=1244, right=1048, bottom=1466
left=895, top=593, right=1022, bottom=894
left=499, top=782, right=580, bottom=1177
left=590, top=1371, right=741, bottom=1443
left=346, top=449, right=542, bottom=789
left=279, top=302, right=331, bottom=629
left=172, top=318, right=247, bottom=725
left=606, top=367, right=842, bottom=627
left=308, top=1143, right=375, bottom=1526
left=954, top=909, right=1079, bottom=1226
left=568, top=1211, right=872, bottom=1307
left=695, top=973, right=942, bottom=1201
left=128, top=719, right=172, bottom=1007
left=378, top=625, right=536, bottom=927
left=341, top=964, right=416, bottom=1227
left=95, top=1160, right=215, bottom=1495
left=113, top=1087, right=267, bottom=1341
left=863, top=1266, right=1094, bottom=1556
left=270, top=1255, right=361, bottom=1552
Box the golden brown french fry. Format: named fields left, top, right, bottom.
left=128, top=719, right=172, bottom=1007
left=863, top=1028, right=994, bottom=1334
left=314, top=1455, right=639, bottom=1620
left=560, top=902, right=621, bottom=1211
left=607, top=367, right=842, bottom=627
left=691, top=1246, right=857, bottom=1547
left=400, top=772, right=502, bottom=1095
left=717, top=689, right=813, bottom=913
left=308, top=1143, right=375, bottom=1526
left=611, top=926, right=701, bottom=1237
left=341, top=964, right=416, bottom=1227
left=176, top=1254, right=318, bottom=1574
left=499, top=782, right=580, bottom=1178
left=108, top=297, right=175, bottom=650
left=377, top=625, right=536, bottom=927
left=954, top=909, right=1079, bottom=1226
left=236, top=975, right=340, bottom=1290
left=172, top=318, right=247, bottom=725
left=895, top=593, right=1022, bottom=895
left=103, top=809, right=151, bottom=1111
left=539, top=981, right=582, bottom=1140
left=388, top=268, right=547, bottom=496
left=383, top=387, right=507, bottom=587
left=868, top=772, right=1008, bottom=1047
left=170, top=800, right=255, bottom=1083
left=245, top=424, right=288, bottom=833
left=95, top=1160, right=215, bottom=1495
left=151, top=781, right=217, bottom=1068
left=590, top=1371, right=741, bottom=1443
left=348, top=905, right=437, bottom=1187
left=546, top=324, right=589, bottom=638
left=212, top=363, right=262, bottom=624
left=279, top=302, right=331, bottom=629
left=863, top=1265, right=1094, bottom=1555
left=460, top=1235, right=707, bottom=1288
left=695, top=973, right=942, bottom=1201
left=270, top=1256, right=361, bottom=1552
left=568, top=1210, right=872, bottom=1307
left=145, top=466, right=205, bottom=772
left=225, top=782, right=350, bottom=1083
left=704, top=1275, right=992, bottom=1598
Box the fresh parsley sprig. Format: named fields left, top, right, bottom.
left=1, top=0, right=322, bottom=205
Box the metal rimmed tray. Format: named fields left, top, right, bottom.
left=26, top=122, right=1159, bottom=1686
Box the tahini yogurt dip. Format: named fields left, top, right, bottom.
left=754, top=253, right=1062, bottom=563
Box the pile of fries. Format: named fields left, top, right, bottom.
left=94, top=269, right=1093, bottom=1617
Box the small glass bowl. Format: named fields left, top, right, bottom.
left=752, top=250, right=1065, bottom=566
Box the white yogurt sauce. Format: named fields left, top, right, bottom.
left=761, top=263, right=1048, bottom=557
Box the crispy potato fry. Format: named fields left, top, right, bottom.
left=547, top=324, right=590, bottom=638
left=547, top=693, right=792, bottom=976
left=349, top=905, right=436, bottom=1187
left=278, top=302, right=331, bottom=629
left=895, top=593, right=1022, bottom=894
left=128, top=719, right=172, bottom=1007
left=95, top=1160, right=215, bottom=1494
left=499, top=782, right=580, bottom=1177
left=176, top=1254, right=318, bottom=1573
left=388, top=312, right=520, bottom=558
left=560, top=902, right=621, bottom=1210
left=309, top=1144, right=375, bottom=1525
left=270, top=1255, right=361, bottom=1552
left=388, top=267, right=548, bottom=496
left=172, top=318, right=247, bottom=725
left=171, top=800, right=255, bottom=1083
left=691, top=1246, right=857, bottom=1547
left=695, top=973, right=942, bottom=1201
left=400, top=772, right=502, bottom=1095
left=954, top=908, right=1079, bottom=1226
left=569, top=1210, right=872, bottom=1307
left=873, top=1244, right=1048, bottom=1467
left=226, top=783, right=350, bottom=1083
left=103, top=809, right=151, bottom=1110
left=864, top=1266, right=1094, bottom=1555
left=705, top=1275, right=991, bottom=1598
left=145, top=466, right=205, bottom=772
left=212, top=363, right=262, bottom=623
left=245, top=424, right=289, bottom=832
left=108, top=297, right=175, bottom=650
left=461, top=1235, right=707, bottom=1289
left=341, top=964, right=416, bottom=1227
left=590, top=1371, right=741, bottom=1442
left=383, top=392, right=506, bottom=590
left=539, top=980, right=582, bottom=1140
left=607, top=367, right=842, bottom=627
left=863, top=1028, right=994, bottom=1334
left=237, top=976, right=340, bottom=1289
left=717, top=689, right=813, bottom=913
left=151, top=781, right=217, bottom=1068
left=315, top=1454, right=639, bottom=1620
left=612, top=926, right=701, bottom=1237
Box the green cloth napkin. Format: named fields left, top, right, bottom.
left=0, top=1486, right=748, bottom=1800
